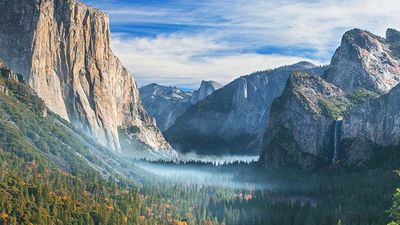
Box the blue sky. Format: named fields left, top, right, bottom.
left=83, top=0, right=400, bottom=88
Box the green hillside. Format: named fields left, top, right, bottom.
left=0, top=66, right=142, bottom=224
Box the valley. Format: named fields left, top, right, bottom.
left=0, top=63, right=399, bottom=224
left=1, top=0, right=400, bottom=225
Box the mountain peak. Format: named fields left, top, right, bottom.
left=189, top=80, right=222, bottom=105
left=292, top=61, right=316, bottom=69
left=140, top=83, right=190, bottom=101
left=341, top=28, right=384, bottom=50
left=140, top=80, right=221, bottom=132
left=199, top=80, right=223, bottom=91
left=325, top=28, right=400, bottom=93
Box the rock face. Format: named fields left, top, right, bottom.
left=164, top=62, right=327, bottom=155
left=260, top=28, right=400, bottom=170
left=188, top=81, right=222, bottom=105
left=140, top=84, right=192, bottom=131
left=140, top=81, right=221, bottom=132
left=0, top=0, right=174, bottom=156
left=260, top=72, right=350, bottom=169
left=324, top=28, right=400, bottom=93
left=341, top=83, right=400, bottom=166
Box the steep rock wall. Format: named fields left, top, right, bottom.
left=0, top=0, right=174, bottom=155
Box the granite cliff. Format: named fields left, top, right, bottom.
left=0, top=0, right=175, bottom=156
left=261, top=28, right=400, bottom=169
left=260, top=72, right=351, bottom=169
left=341, top=83, right=400, bottom=166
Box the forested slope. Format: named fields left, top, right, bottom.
left=0, top=65, right=142, bottom=224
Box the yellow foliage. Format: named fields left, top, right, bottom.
left=1, top=211, right=8, bottom=220
left=62, top=195, right=70, bottom=201
left=175, top=221, right=188, bottom=225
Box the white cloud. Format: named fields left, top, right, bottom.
left=85, top=0, right=400, bottom=88
left=111, top=34, right=315, bottom=88
left=216, top=0, right=400, bottom=55
left=102, top=0, right=400, bottom=51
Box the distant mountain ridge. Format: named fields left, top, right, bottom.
left=164, top=62, right=328, bottom=155
left=140, top=80, right=222, bottom=131
left=140, top=83, right=192, bottom=131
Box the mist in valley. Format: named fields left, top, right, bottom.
left=133, top=158, right=269, bottom=190
left=115, top=148, right=315, bottom=193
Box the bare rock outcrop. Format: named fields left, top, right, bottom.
left=324, top=28, right=400, bottom=93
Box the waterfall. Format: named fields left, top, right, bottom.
left=332, top=120, right=342, bottom=164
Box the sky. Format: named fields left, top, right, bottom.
left=83, top=0, right=400, bottom=89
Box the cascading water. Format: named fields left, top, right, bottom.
left=332, top=120, right=342, bottom=164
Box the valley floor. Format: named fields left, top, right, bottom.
left=126, top=156, right=400, bottom=225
